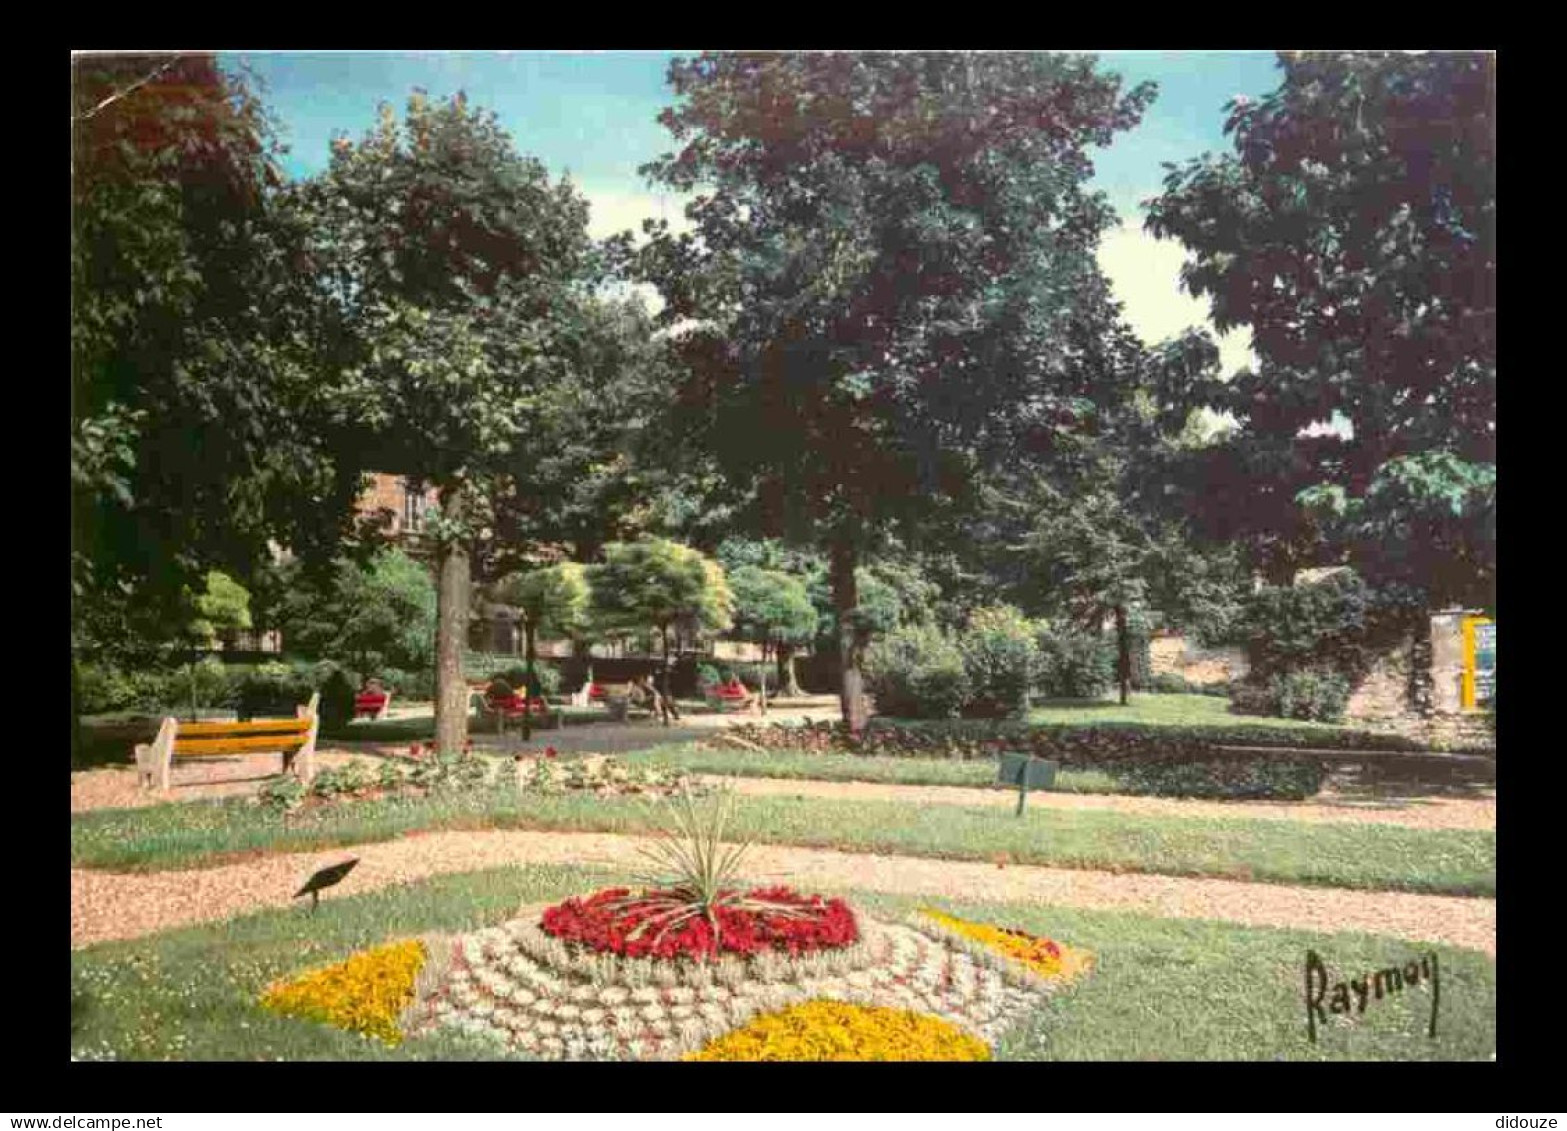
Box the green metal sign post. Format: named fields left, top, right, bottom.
left=997, top=752, right=1059, bottom=816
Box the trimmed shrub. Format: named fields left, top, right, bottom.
left=730, top=662, right=777, bottom=694
left=318, top=667, right=359, bottom=732
left=958, top=606, right=1039, bottom=718
left=1231, top=571, right=1422, bottom=720
left=491, top=663, right=562, bottom=698
left=696, top=663, right=722, bottom=688
left=720, top=719, right=1361, bottom=799
left=1035, top=629, right=1115, bottom=699
left=864, top=624, right=972, bottom=719
left=727, top=717, right=1432, bottom=761
left=1125, top=609, right=1155, bottom=691
left=376, top=666, right=435, bottom=701
left=236, top=661, right=321, bottom=720
left=77, top=658, right=247, bottom=716
left=1268, top=668, right=1351, bottom=723
left=1146, top=671, right=1192, bottom=695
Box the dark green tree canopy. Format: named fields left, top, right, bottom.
left=72, top=53, right=367, bottom=660
left=638, top=51, right=1157, bottom=555
left=1146, top=51, right=1495, bottom=605
left=271, top=549, right=438, bottom=672
left=293, top=90, right=597, bottom=525
left=728, top=565, right=819, bottom=648
left=588, top=538, right=734, bottom=639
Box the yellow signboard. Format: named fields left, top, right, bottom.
left=1461, top=616, right=1495, bottom=711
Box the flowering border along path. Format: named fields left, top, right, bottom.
left=394, top=903, right=1091, bottom=1060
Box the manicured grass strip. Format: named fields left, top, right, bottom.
left=71, top=787, right=1494, bottom=896
left=616, top=743, right=1120, bottom=791
left=1024, top=693, right=1347, bottom=730
left=70, top=863, right=1495, bottom=1061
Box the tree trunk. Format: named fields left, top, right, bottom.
left=434, top=488, right=472, bottom=757
left=660, top=623, right=673, bottom=725
left=830, top=539, right=869, bottom=732
left=777, top=642, right=802, bottom=698
left=759, top=639, right=769, bottom=715
left=1115, top=604, right=1131, bottom=706
left=71, top=657, right=84, bottom=767
left=522, top=620, right=537, bottom=741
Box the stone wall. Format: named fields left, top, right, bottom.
left=1148, top=635, right=1249, bottom=684
left=1343, top=640, right=1413, bottom=724
left=1342, top=611, right=1494, bottom=750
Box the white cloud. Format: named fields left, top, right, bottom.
left=1096, top=222, right=1256, bottom=377
left=582, top=187, right=693, bottom=242
left=1097, top=223, right=1356, bottom=440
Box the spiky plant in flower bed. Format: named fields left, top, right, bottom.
left=540, top=785, right=857, bottom=960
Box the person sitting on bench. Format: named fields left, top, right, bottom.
left=632, top=673, right=680, bottom=726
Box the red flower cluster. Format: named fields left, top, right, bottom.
left=999, top=925, right=1061, bottom=959
left=539, top=886, right=859, bottom=961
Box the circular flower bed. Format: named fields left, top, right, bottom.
left=259, top=938, right=427, bottom=1046
left=684, top=1000, right=990, bottom=1062
left=404, top=907, right=1057, bottom=1060
left=539, top=886, right=858, bottom=961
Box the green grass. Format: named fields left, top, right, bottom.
left=1023, top=693, right=1347, bottom=730
left=69, top=863, right=1494, bottom=1061
left=71, top=783, right=1494, bottom=896
left=617, top=742, right=1123, bottom=792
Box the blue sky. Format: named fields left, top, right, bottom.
left=225, top=49, right=1282, bottom=373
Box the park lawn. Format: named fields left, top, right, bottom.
left=71, top=786, right=1494, bottom=896
left=1023, top=693, right=1347, bottom=730
left=70, top=863, right=1494, bottom=1062
left=618, top=743, right=1123, bottom=791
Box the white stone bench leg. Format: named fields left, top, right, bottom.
left=293, top=692, right=320, bottom=785
left=136, top=717, right=177, bottom=792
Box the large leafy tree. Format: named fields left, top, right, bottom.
left=588, top=538, right=734, bottom=704
left=974, top=328, right=1255, bottom=701
left=270, top=548, right=438, bottom=674
left=727, top=565, right=819, bottom=700
left=295, top=91, right=596, bottom=753
left=72, top=54, right=368, bottom=667
left=490, top=562, right=591, bottom=691
left=483, top=295, right=688, bottom=571
left=1145, top=51, right=1495, bottom=609
left=638, top=51, right=1155, bottom=729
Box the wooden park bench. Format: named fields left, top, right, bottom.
left=135, top=692, right=321, bottom=792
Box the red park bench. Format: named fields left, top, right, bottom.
left=704, top=679, right=757, bottom=713
left=475, top=686, right=563, bottom=734
left=134, top=691, right=321, bottom=792
left=353, top=686, right=394, bottom=721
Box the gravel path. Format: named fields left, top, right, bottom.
left=71, top=752, right=372, bottom=813
left=703, top=775, right=1496, bottom=831
left=70, top=827, right=1495, bottom=956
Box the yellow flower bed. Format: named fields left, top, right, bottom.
left=920, top=908, right=1094, bottom=984
left=259, top=939, right=427, bottom=1047
left=685, top=1000, right=990, bottom=1062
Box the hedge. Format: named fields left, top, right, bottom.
left=725, top=718, right=1443, bottom=763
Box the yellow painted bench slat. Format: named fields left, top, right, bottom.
left=176, top=718, right=311, bottom=738
left=174, top=734, right=308, bottom=757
